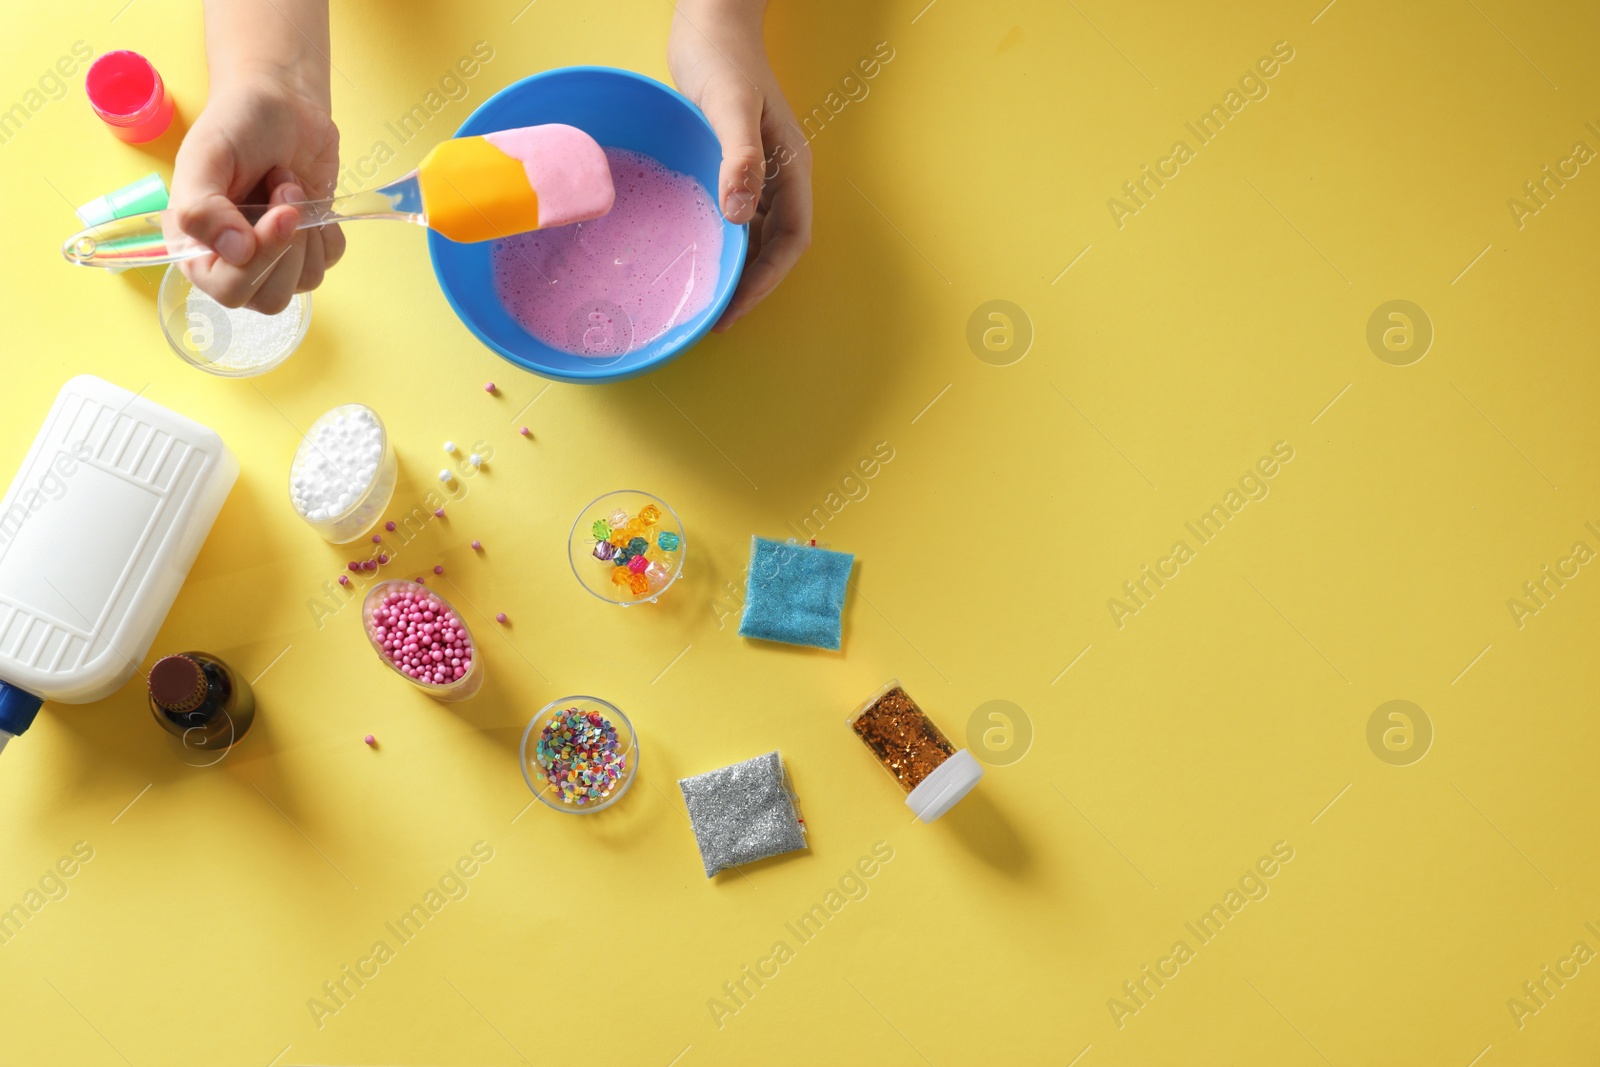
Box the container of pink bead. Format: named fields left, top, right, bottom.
left=361, top=580, right=483, bottom=701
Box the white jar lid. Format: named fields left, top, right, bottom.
left=906, top=748, right=984, bottom=822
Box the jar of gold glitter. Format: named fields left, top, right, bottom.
left=848, top=680, right=984, bottom=822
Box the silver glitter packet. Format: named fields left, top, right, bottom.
left=679, top=751, right=808, bottom=877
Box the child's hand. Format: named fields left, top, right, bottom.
left=669, top=0, right=812, bottom=332
left=170, top=0, right=340, bottom=314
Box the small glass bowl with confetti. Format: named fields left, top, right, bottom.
left=519, top=697, right=639, bottom=814
left=362, top=579, right=484, bottom=701
left=567, top=490, right=686, bottom=606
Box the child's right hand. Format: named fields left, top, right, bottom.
left=170, top=71, right=342, bottom=314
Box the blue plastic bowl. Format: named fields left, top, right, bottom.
left=429, top=67, right=748, bottom=384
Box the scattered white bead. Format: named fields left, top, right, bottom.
left=439, top=469, right=454, bottom=483
left=468, top=453, right=482, bottom=467
left=443, top=441, right=456, bottom=453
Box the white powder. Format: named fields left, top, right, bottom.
left=185, top=287, right=304, bottom=370
left=291, top=406, right=383, bottom=523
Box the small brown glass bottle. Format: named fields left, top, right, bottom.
left=147, top=652, right=255, bottom=750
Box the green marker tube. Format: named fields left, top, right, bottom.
left=76, top=172, right=169, bottom=227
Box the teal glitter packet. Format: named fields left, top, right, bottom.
left=737, top=536, right=854, bottom=651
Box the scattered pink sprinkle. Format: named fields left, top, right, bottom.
left=367, top=586, right=473, bottom=686
left=385, top=521, right=396, bottom=532
left=496, top=613, right=508, bottom=624
left=471, top=540, right=482, bottom=550
left=364, top=734, right=376, bottom=746
left=434, top=565, right=444, bottom=575
left=484, top=382, right=496, bottom=393
left=434, top=508, right=445, bottom=518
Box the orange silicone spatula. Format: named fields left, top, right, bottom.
left=61, top=123, right=615, bottom=269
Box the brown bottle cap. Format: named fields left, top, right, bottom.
left=149, top=655, right=206, bottom=713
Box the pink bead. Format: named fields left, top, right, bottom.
left=519, top=426, right=530, bottom=436
left=385, top=521, right=396, bottom=531
left=434, top=565, right=444, bottom=574
left=471, top=540, right=482, bottom=550
left=377, top=553, right=388, bottom=564
left=347, top=561, right=359, bottom=571
left=434, top=508, right=445, bottom=518
left=364, top=735, right=376, bottom=746
left=372, top=534, right=382, bottom=544
left=484, top=382, right=496, bottom=393
left=496, top=613, right=508, bottom=624
left=339, top=575, right=350, bottom=586
left=369, top=587, right=472, bottom=688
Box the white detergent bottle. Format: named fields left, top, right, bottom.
left=0, top=376, right=237, bottom=754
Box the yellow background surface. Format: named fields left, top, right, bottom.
left=3, top=1, right=1599, bottom=1064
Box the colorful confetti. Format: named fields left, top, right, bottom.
left=533, top=707, right=626, bottom=807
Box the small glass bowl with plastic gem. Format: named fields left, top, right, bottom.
left=362, top=579, right=484, bottom=701
left=520, top=696, right=639, bottom=814
left=567, top=490, right=685, bottom=606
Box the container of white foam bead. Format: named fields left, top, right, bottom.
left=289, top=404, right=397, bottom=543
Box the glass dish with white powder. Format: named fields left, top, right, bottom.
left=290, top=404, right=397, bottom=543
left=158, top=264, right=309, bottom=377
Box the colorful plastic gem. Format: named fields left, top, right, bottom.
left=628, top=555, right=648, bottom=574
left=593, top=541, right=616, bottom=561
left=611, top=567, right=631, bottom=587
left=608, top=508, right=629, bottom=527
left=627, top=572, right=650, bottom=595
left=639, top=503, right=662, bottom=525
left=645, top=561, right=668, bottom=586
left=592, top=519, right=611, bottom=538
left=657, top=531, right=681, bottom=551
left=628, top=537, right=648, bottom=555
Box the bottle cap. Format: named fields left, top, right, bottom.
left=76, top=172, right=169, bottom=228
left=149, top=655, right=206, bottom=713
left=905, top=748, right=984, bottom=822
left=0, top=681, right=44, bottom=737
